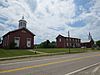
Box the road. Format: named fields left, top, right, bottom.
left=0, top=52, right=100, bottom=75
left=72, top=64, right=100, bottom=75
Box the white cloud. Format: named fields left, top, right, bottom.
left=0, top=0, right=100, bottom=44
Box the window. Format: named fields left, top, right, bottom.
left=27, top=38, right=31, bottom=48
left=75, top=39, right=77, bottom=42
left=78, top=40, right=80, bottom=42
left=70, top=43, right=71, bottom=46
left=66, top=43, right=68, bottom=46
left=22, top=30, right=26, bottom=33
left=27, top=38, right=31, bottom=41
left=59, top=38, right=61, bottom=42
left=14, top=37, right=20, bottom=47
left=15, top=37, right=19, bottom=40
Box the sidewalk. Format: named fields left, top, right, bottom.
left=29, top=50, right=49, bottom=54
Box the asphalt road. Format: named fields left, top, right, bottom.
left=0, top=52, right=100, bottom=75
left=72, top=64, right=100, bottom=75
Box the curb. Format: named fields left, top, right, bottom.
left=0, top=52, right=67, bottom=61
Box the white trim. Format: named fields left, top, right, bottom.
left=27, top=38, right=31, bottom=48
left=14, top=37, right=20, bottom=47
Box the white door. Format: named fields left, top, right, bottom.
left=14, top=37, right=20, bottom=47
left=27, top=38, right=31, bottom=48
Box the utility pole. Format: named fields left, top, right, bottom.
left=68, top=31, right=70, bottom=53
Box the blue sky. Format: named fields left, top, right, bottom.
left=0, top=0, right=100, bottom=44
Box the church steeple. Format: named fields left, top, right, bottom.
left=22, top=16, right=24, bottom=19
left=19, top=16, right=27, bottom=29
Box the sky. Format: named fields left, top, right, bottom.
left=0, top=0, right=100, bottom=44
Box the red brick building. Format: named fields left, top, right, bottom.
left=81, top=32, right=94, bottom=48
left=2, top=16, right=35, bottom=49
left=81, top=39, right=94, bottom=48
left=56, top=35, right=81, bottom=48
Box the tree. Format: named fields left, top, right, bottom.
left=37, top=40, right=56, bottom=48
left=50, top=41, right=56, bottom=48
left=39, top=40, right=51, bottom=48
left=96, top=40, right=100, bottom=47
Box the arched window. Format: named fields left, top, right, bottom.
left=59, top=38, right=61, bottom=42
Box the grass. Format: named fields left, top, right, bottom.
left=35, top=48, right=100, bottom=53
left=0, top=48, right=99, bottom=58
left=0, top=49, right=37, bottom=58
left=35, top=48, right=87, bottom=53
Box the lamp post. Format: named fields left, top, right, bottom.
left=68, top=31, right=70, bottom=53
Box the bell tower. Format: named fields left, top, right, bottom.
left=19, top=16, right=27, bottom=29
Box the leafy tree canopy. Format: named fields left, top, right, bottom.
left=96, top=40, right=100, bottom=47
left=35, top=40, right=56, bottom=48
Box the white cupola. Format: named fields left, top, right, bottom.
left=19, top=16, right=27, bottom=29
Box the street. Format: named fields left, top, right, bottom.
left=0, top=52, right=100, bottom=75
left=71, top=63, right=100, bottom=75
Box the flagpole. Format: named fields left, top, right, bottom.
left=68, top=31, right=70, bottom=53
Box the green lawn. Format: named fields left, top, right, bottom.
left=0, top=48, right=99, bottom=58
left=0, top=49, right=37, bottom=58
left=35, top=48, right=88, bottom=53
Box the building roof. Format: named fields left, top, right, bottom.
left=81, top=40, right=90, bottom=43
left=81, top=42, right=90, bottom=44
left=56, top=34, right=81, bottom=40
left=3, top=28, right=35, bottom=37
left=81, top=38, right=94, bottom=43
